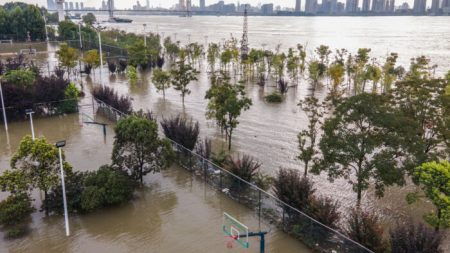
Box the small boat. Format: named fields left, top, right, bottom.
left=108, top=17, right=133, bottom=23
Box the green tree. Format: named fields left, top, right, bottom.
left=314, top=93, right=406, bottom=205
left=56, top=43, right=79, bottom=75
left=82, top=49, right=100, bottom=72
left=205, top=77, right=252, bottom=150
left=82, top=13, right=96, bottom=26
left=297, top=97, right=324, bottom=176
left=390, top=74, right=450, bottom=170
left=57, top=20, right=78, bottom=40
left=112, top=114, right=173, bottom=184
left=152, top=68, right=171, bottom=98
left=10, top=136, right=72, bottom=215
left=407, top=161, right=450, bottom=231
left=327, top=63, right=345, bottom=101
left=170, top=60, right=199, bottom=105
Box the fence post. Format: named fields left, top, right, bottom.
left=219, top=170, right=222, bottom=190
left=203, top=157, right=207, bottom=183
left=258, top=190, right=262, bottom=228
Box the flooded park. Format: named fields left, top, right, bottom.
left=0, top=13, right=449, bottom=253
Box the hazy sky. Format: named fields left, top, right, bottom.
left=0, top=0, right=417, bottom=9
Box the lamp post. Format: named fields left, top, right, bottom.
left=0, top=80, right=8, bottom=132
left=78, top=22, right=83, bottom=50
left=25, top=109, right=35, bottom=140
left=43, top=13, right=49, bottom=42
left=143, top=23, right=147, bottom=47
left=95, top=23, right=105, bottom=87
left=56, top=140, right=70, bottom=237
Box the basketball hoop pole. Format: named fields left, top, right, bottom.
left=247, top=231, right=268, bottom=253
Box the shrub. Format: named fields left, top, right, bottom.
left=278, top=79, right=289, bottom=93
left=127, top=65, right=138, bottom=82
left=273, top=168, right=315, bottom=214
left=390, top=220, right=443, bottom=253
left=44, top=171, right=87, bottom=214
left=161, top=114, right=199, bottom=151
left=118, top=59, right=128, bottom=72
left=57, top=83, right=80, bottom=114
left=224, top=154, right=261, bottom=183
left=308, top=196, right=340, bottom=229
left=264, top=92, right=283, bottom=103
left=0, top=194, right=34, bottom=227
left=80, top=166, right=135, bottom=212
left=345, top=208, right=388, bottom=253
left=92, top=86, right=132, bottom=114
left=4, top=69, right=36, bottom=86
left=108, top=61, right=117, bottom=73
left=196, top=138, right=212, bottom=160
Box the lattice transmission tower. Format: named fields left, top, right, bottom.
left=241, top=6, right=249, bottom=60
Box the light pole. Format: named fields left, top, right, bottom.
left=56, top=140, right=70, bottom=237
left=95, top=23, right=105, bottom=87
left=25, top=109, right=35, bottom=140
left=43, top=13, right=49, bottom=42
left=143, top=24, right=147, bottom=47
left=78, top=22, right=83, bottom=50
left=0, top=81, right=8, bottom=132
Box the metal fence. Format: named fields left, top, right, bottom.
left=92, top=98, right=374, bottom=253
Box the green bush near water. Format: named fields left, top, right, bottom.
left=264, top=92, right=283, bottom=103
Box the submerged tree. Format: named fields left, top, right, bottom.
left=10, top=136, right=72, bottom=215
left=112, top=113, right=173, bottom=185
left=205, top=77, right=252, bottom=150
left=390, top=220, right=444, bottom=253
left=152, top=68, right=171, bottom=98
left=170, top=60, right=199, bottom=105
left=56, top=43, right=79, bottom=76
left=297, top=97, right=324, bottom=176
left=314, top=93, right=406, bottom=205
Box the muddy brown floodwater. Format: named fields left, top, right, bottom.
left=1, top=15, right=449, bottom=250
left=0, top=114, right=311, bottom=253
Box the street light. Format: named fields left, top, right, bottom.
left=43, top=12, right=49, bottom=42
left=94, top=23, right=105, bottom=87
left=143, top=23, right=147, bottom=47
left=55, top=140, right=70, bottom=237
left=0, top=80, right=8, bottom=132
left=25, top=109, right=35, bottom=140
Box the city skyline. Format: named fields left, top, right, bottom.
left=0, top=0, right=425, bottom=9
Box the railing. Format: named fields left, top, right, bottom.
left=92, top=98, right=374, bottom=253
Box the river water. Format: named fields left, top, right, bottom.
left=0, top=15, right=449, bottom=251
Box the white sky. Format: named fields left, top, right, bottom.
left=0, top=0, right=417, bottom=9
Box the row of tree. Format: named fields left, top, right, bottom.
left=0, top=2, right=46, bottom=41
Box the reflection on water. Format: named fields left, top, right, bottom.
left=0, top=147, right=311, bottom=253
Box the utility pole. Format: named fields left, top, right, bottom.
left=56, top=140, right=70, bottom=237
left=0, top=81, right=8, bottom=132
left=241, top=6, right=249, bottom=60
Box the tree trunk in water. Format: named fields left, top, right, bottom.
left=228, top=132, right=232, bottom=151
left=304, top=161, right=309, bottom=177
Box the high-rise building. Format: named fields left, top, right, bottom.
left=362, top=0, right=371, bottom=11
left=64, top=2, right=69, bottom=9
left=146, top=0, right=150, bottom=8
left=200, top=0, right=206, bottom=9
left=413, top=0, right=427, bottom=13
left=295, top=0, right=302, bottom=12
left=372, top=0, right=386, bottom=12
left=69, top=2, right=74, bottom=10
left=346, top=0, right=359, bottom=12
left=179, top=0, right=186, bottom=10
left=430, top=0, right=440, bottom=13
left=305, top=0, right=318, bottom=13
left=330, top=0, right=338, bottom=12
left=47, top=0, right=56, bottom=10
left=75, top=2, right=79, bottom=10
left=80, top=2, right=84, bottom=10
left=388, top=0, right=395, bottom=11
left=261, top=4, right=274, bottom=14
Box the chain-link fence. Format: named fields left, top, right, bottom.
left=92, top=98, right=374, bottom=253
left=0, top=98, right=80, bottom=122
